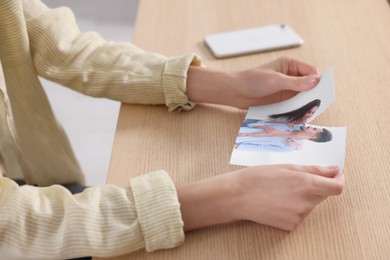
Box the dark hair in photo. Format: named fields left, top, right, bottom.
left=311, top=128, right=333, bottom=142
left=269, top=99, right=321, bottom=122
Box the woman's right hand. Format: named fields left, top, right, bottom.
left=232, top=165, right=344, bottom=230
left=177, top=164, right=344, bottom=231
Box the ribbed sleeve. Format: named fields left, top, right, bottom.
left=23, top=0, right=202, bottom=112
left=130, top=171, right=185, bottom=251
left=1, top=1, right=189, bottom=258
left=0, top=170, right=184, bottom=259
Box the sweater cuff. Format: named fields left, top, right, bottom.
left=163, top=54, right=202, bottom=112
left=130, top=170, right=184, bottom=252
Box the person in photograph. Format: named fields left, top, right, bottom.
left=235, top=125, right=332, bottom=151
left=239, top=125, right=332, bottom=142
left=240, top=119, right=301, bottom=135
left=241, top=99, right=321, bottom=130
left=234, top=136, right=302, bottom=152
left=267, top=99, right=321, bottom=126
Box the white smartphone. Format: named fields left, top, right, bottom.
left=204, top=24, right=303, bottom=58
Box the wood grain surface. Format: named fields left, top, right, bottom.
left=97, top=0, right=390, bottom=259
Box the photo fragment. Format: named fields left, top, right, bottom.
left=230, top=68, right=347, bottom=169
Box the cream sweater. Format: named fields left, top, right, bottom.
left=0, top=0, right=201, bottom=258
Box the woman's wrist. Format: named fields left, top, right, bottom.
left=186, top=66, right=240, bottom=107
left=176, top=172, right=242, bottom=231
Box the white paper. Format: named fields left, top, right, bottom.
left=230, top=68, right=347, bottom=169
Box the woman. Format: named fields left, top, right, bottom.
left=0, top=0, right=344, bottom=259
left=241, top=99, right=321, bottom=131
left=268, top=99, right=321, bottom=126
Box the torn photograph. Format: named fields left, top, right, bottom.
left=230, top=68, right=347, bottom=169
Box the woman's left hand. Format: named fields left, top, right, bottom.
left=186, top=56, right=320, bottom=109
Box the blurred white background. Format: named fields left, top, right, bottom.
left=41, top=0, right=139, bottom=185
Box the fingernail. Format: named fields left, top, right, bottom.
left=306, top=75, right=319, bottom=85
left=327, top=165, right=339, bottom=170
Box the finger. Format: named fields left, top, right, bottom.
left=286, top=165, right=340, bottom=178
left=262, top=57, right=320, bottom=77
left=278, top=74, right=320, bottom=92
left=333, top=169, right=346, bottom=183
left=308, top=171, right=345, bottom=196
left=279, top=57, right=320, bottom=76
left=307, top=165, right=340, bottom=178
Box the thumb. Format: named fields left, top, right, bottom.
left=279, top=74, right=320, bottom=92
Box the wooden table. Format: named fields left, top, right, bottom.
left=100, top=0, right=390, bottom=259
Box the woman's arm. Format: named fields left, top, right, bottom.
left=23, top=0, right=201, bottom=112
left=186, top=57, right=320, bottom=109
left=24, top=1, right=319, bottom=112
left=177, top=165, right=344, bottom=231
left=0, top=171, right=184, bottom=259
